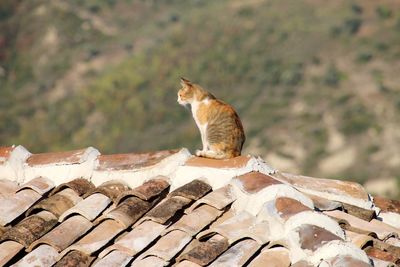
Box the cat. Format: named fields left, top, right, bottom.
left=177, top=78, right=245, bottom=159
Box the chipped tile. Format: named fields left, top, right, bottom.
left=178, top=234, right=229, bottom=266
left=140, top=196, right=191, bottom=224
left=92, top=250, right=132, bottom=267
left=103, top=196, right=153, bottom=227
left=275, top=197, right=311, bottom=220
left=0, top=188, right=42, bottom=226
left=27, top=188, right=82, bottom=217
left=19, top=176, right=54, bottom=195
left=142, top=229, right=192, bottom=261
left=247, top=247, right=290, bottom=267
left=96, top=150, right=180, bottom=171
left=55, top=250, right=94, bottom=267
left=297, top=224, right=342, bottom=252
left=62, top=219, right=124, bottom=255
left=209, top=238, right=260, bottom=267
left=166, top=205, right=222, bottom=236
left=130, top=256, right=166, bottom=267
left=29, top=215, right=92, bottom=252
left=52, top=178, right=95, bottom=197
left=0, top=241, right=24, bottom=266
left=234, top=172, right=281, bottom=193
left=325, top=210, right=399, bottom=240
left=186, top=185, right=236, bottom=212
left=100, top=220, right=166, bottom=258
left=115, top=178, right=169, bottom=204
left=1, top=211, right=57, bottom=247
left=60, top=193, right=111, bottom=222
left=185, top=155, right=251, bottom=168
left=12, top=244, right=58, bottom=267
left=87, top=181, right=130, bottom=202
left=169, top=179, right=212, bottom=200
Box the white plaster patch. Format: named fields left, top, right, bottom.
left=23, top=147, right=100, bottom=185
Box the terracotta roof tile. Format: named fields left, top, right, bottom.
left=0, top=146, right=394, bottom=266
left=18, top=176, right=54, bottom=195
left=234, top=171, right=281, bottom=193
left=275, top=197, right=312, bottom=220
left=97, top=149, right=180, bottom=171
left=169, top=179, right=212, bottom=200
left=61, top=219, right=124, bottom=256
left=374, top=195, right=400, bottom=214
left=247, top=247, right=290, bottom=267
left=186, top=185, right=236, bottom=212
left=209, top=238, right=260, bottom=266
left=0, top=241, right=24, bottom=266
left=27, top=188, right=82, bottom=217
left=115, top=177, right=169, bottom=202
left=55, top=250, right=94, bottom=267
left=52, top=178, right=95, bottom=197
left=100, top=220, right=166, bottom=257
left=100, top=196, right=153, bottom=227
left=26, top=148, right=92, bottom=166
left=178, top=234, right=229, bottom=265
left=29, top=215, right=92, bottom=252
left=130, top=255, right=166, bottom=267
left=92, top=250, right=132, bottom=267
left=13, top=244, right=58, bottom=267
left=297, top=224, right=343, bottom=252
left=141, top=229, right=192, bottom=261
left=59, top=193, right=111, bottom=222
left=1, top=211, right=57, bottom=247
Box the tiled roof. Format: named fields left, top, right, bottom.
left=0, top=145, right=399, bottom=266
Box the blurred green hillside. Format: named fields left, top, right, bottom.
left=1, top=0, right=400, bottom=196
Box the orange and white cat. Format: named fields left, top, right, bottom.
left=177, top=78, right=245, bottom=159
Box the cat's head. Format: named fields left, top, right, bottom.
left=177, top=78, right=214, bottom=105
left=177, top=78, right=196, bottom=105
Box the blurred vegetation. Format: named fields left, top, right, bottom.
left=1, top=0, right=400, bottom=195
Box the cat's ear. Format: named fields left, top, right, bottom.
left=180, top=77, right=192, bottom=87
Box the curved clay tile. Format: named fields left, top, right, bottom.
left=247, top=247, right=290, bottom=267
left=169, top=179, right=212, bottom=200
left=18, top=176, right=54, bottom=195
left=86, top=180, right=130, bottom=202
left=99, top=220, right=166, bottom=258
left=0, top=240, right=24, bottom=266
left=186, top=185, right=236, bottom=213
left=13, top=244, right=58, bottom=267
left=29, top=215, right=92, bottom=252
left=1, top=211, right=57, bottom=247
left=115, top=178, right=169, bottom=205
left=27, top=188, right=82, bottom=217
left=55, top=250, right=94, bottom=267
left=59, top=193, right=111, bottom=222
left=165, top=205, right=222, bottom=236
left=209, top=238, right=260, bottom=267
left=51, top=178, right=95, bottom=197
left=177, top=234, right=229, bottom=266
